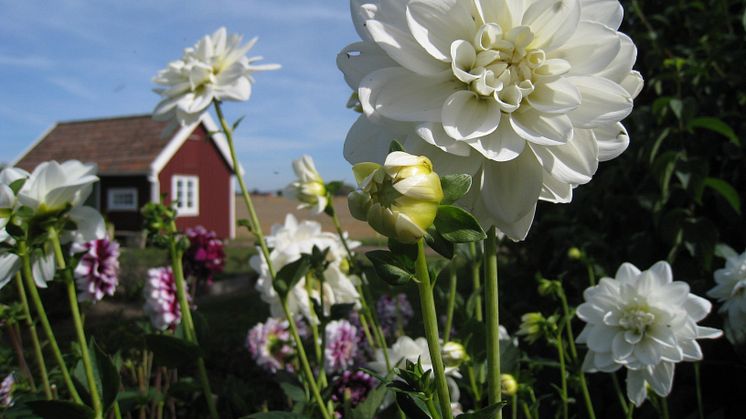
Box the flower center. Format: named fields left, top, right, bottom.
left=619, top=306, right=656, bottom=335
left=451, top=24, right=567, bottom=113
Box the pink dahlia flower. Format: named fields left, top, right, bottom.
left=184, top=226, right=225, bottom=282
left=246, top=317, right=296, bottom=373
left=0, top=373, right=13, bottom=407
left=325, top=319, right=359, bottom=373
left=73, top=238, right=120, bottom=303
left=143, top=267, right=188, bottom=331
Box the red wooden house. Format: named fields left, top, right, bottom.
left=13, top=113, right=237, bottom=242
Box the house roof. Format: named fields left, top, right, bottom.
left=14, top=113, right=238, bottom=176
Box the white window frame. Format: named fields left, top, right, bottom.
left=171, top=175, right=199, bottom=217
left=107, top=187, right=138, bottom=211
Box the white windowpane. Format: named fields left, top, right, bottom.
left=172, top=175, right=199, bottom=216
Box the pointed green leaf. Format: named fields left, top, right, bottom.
left=27, top=401, right=96, bottom=419
left=688, top=117, right=740, bottom=146
left=703, top=177, right=741, bottom=214
left=440, top=174, right=472, bottom=205
left=389, top=140, right=405, bottom=153
left=456, top=401, right=508, bottom=418
left=433, top=205, right=487, bottom=243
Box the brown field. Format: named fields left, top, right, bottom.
left=233, top=194, right=381, bottom=243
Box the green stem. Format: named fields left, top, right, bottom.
left=511, top=394, right=517, bottom=419
left=444, top=262, right=457, bottom=342
left=112, top=401, right=122, bottom=419
left=626, top=404, right=634, bottom=419
left=466, top=363, right=482, bottom=405
left=18, top=241, right=82, bottom=404
left=611, top=372, right=629, bottom=416
left=694, top=362, right=704, bottom=419
left=48, top=227, right=102, bottom=417
left=426, top=397, right=443, bottom=419
left=484, top=227, right=502, bottom=416
left=555, top=334, right=568, bottom=419
left=166, top=230, right=219, bottom=419
left=415, top=239, right=453, bottom=419
left=660, top=394, right=670, bottom=419
left=281, top=299, right=333, bottom=419
left=14, top=272, right=52, bottom=399
left=557, top=287, right=596, bottom=419
left=469, top=242, right=482, bottom=322
left=585, top=263, right=596, bottom=287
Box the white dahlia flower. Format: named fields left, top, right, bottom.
left=338, top=0, right=643, bottom=240
left=251, top=214, right=361, bottom=324
left=153, top=27, right=280, bottom=127
left=284, top=155, right=328, bottom=214
left=707, top=246, right=746, bottom=345
left=576, top=261, right=721, bottom=406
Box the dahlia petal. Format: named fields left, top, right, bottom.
left=621, top=70, right=644, bottom=98
left=510, top=110, right=573, bottom=146
left=587, top=323, right=616, bottom=352
left=581, top=0, right=624, bottom=30
left=359, top=67, right=457, bottom=122
left=442, top=90, right=502, bottom=140
left=526, top=78, right=582, bottom=114
left=68, top=206, right=107, bottom=244
left=529, top=128, right=598, bottom=185
left=522, top=0, right=582, bottom=52
left=679, top=339, right=703, bottom=361
left=626, top=369, right=647, bottom=407
left=615, top=262, right=641, bottom=283
left=406, top=0, right=475, bottom=61
left=366, top=19, right=449, bottom=76
left=450, top=40, right=479, bottom=83
left=648, top=260, right=673, bottom=284
left=696, top=326, right=723, bottom=339
left=403, top=135, right=482, bottom=176
left=475, top=0, right=523, bottom=29
left=337, top=41, right=399, bottom=89
left=593, top=122, right=629, bottom=161
left=633, top=339, right=660, bottom=365
left=647, top=362, right=675, bottom=397
left=481, top=150, right=543, bottom=229
left=576, top=302, right=605, bottom=323
left=344, top=115, right=411, bottom=165
left=596, top=33, right=637, bottom=84
left=567, top=76, right=633, bottom=128
left=496, top=203, right=537, bottom=242
left=612, top=331, right=634, bottom=360
left=466, top=121, right=526, bottom=162
left=32, top=251, right=55, bottom=289
left=539, top=169, right=573, bottom=203
left=0, top=253, right=20, bottom=291
left=416, top=123, right=473, bottom=156
left=550, top=21, right=621, bottom=75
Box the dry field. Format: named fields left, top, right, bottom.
left=234, top=194, right=381, bottom=243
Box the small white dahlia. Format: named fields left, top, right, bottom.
left=73, top=238, right=121, bottom=303
left=324, top=319, right=360, bottom=372
left=284, top=155, right=329, bottom=214
left=143, top=267, right=188, bottom=331
left=707, top=246, right=746, bottom=345
left=246, top=317, right=296, bottom=373
left=338, top=0, right=643, bottom=240
left=153, top=27, right=280, bottom=127
left=576, top=261, right=722, bottom=406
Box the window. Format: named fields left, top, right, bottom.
left=107, top=188, right=138, bottom=211
left=172, top=175, right=199, bottom=216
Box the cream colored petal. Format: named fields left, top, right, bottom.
left=442, top=91, right=503, bottom=140
left=406, top=0, right=475, bottom=61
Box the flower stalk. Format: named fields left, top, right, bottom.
left=444, top=263, right=457, bottom=342
left=14, top=272, right=52, bottom=399
left=18, top=240, right=81, bottom=404
left=469, top=242, right=482, bottom=322
left=485, top=226, right=502, bottom=416
left=48, top=226, right=102, bottom=417
left=415, top=238, right=452, bottom=419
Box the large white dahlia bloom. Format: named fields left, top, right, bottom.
left=251, top=214, right=361, bottom=324
left=576, top=261, right=721, bottom=406
left=338, top=0, right=643, bottom=240
left=707, top=246, right=746, bottom=345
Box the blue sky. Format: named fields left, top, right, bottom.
left=0, top=0, right=360, bottom=191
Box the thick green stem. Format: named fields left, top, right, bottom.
left=166, top=231, right=219, bottom=419
left=555, top=334, right=568, bottom=419
left=626, top=404, right=635, bottom=419
left=557, top=287, right=596, bottom=419
left=15, top=272, right=52, bottom=399
left=18, top=241, right=82, bottom=403
left=444, top=263, right=457, bottom=342
left=281, top=299, right=333, bottom=419
left=469, top=242, right=482, bottom=322
left=426, top=397, right=443, bottom=419
left=48, top=227, right=102, bottom=417
left=485, top=227, right=501, bottom=416
left=416, top=239, right=453, bottom=419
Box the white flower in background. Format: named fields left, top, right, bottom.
left=251, top=214, right=361, bottom=324
left=348, top=151, right=443, bottom=243
left=153, top=27, right=280, bottom=127
left=18, top=161, right=98, bottom=214
left=338, top=0, right=643, bottom=240
left=0, top=168, right=30, bottom=244
left=707, top=246, right=746, bottom=345
left=0, top=254, right=20, bottom=291
left=324, top=319, right=360, bottom=372
left=284, top=155, right=328, bottom=214
left=576, top=261, right=722, bottom=406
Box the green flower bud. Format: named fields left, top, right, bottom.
left=537, top=278, right=562, bottom=297
left=348, top=152, right=443, bottom=244
left=285, top=155, right=328, bottom=214
left=441, top=341, right=468, bottom=368
left=567, top=247, right=583, bottom=260
left=501, top=374, right=518, bottom=396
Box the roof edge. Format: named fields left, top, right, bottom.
left=11, top=123, right=58, bottom=167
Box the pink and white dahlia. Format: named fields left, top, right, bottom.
left=143, top=267, right=188, bottom=331
left=246, top=317, right=296, bottom=373
left=338, top=0, right=643, bottom=240
left=325, top=320, right=360, bottom=372
left=73, top=238, right=120, bottom=303
left=184, top=226, right=225, bottom=282
left=0, top=373, right=13, bottom=407
left=576, top=261, right=722, bottom=406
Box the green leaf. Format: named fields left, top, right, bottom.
left=394, top=393, right=431, bottom=419
left=243, top=413, right=310, bottom=419
left=325, top=180, right=344, bottom=196
left=388, top=238, right=418, bottom=260
left=669, top=98, right=683, bottom=120
left=742, top=8, right=746, bottom=31
left=365, top=250, right=415, bottom=286
left=92, top=340, right=121, bottom=411
left=350, top=384, right=388, bottom=419
left=330, top=303, right=357, bottom=321
left=273, top=255, right=311, bottom=298
left=27, top=401, right=96, bottom=419
left=440, top=174, right=472, bottom=205
left=279, top=382, right=306, bottom=402
left=688, top=117, right=740, bottom=146
left=191, top=310, right=210, bottom=345
left=389, top=140, right=405, bottom=153
left=433, top=205, right=487, bottom=243
left=425, top=226, right=454, bottom=259
left=145, top=334, right=201, bottom=369
left=456, top=401, right=508, bottom=418
left=9, top=178, right=26, bottom=195
left=703, top=177, right=741, bottom=214
left=232, top=115, right=246, bottom=131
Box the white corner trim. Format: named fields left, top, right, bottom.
left=148, top=175, right=160, bottom=204
left=11, top=123, right=58, bottom=166
left=229, top=175, right=236, bottom=239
